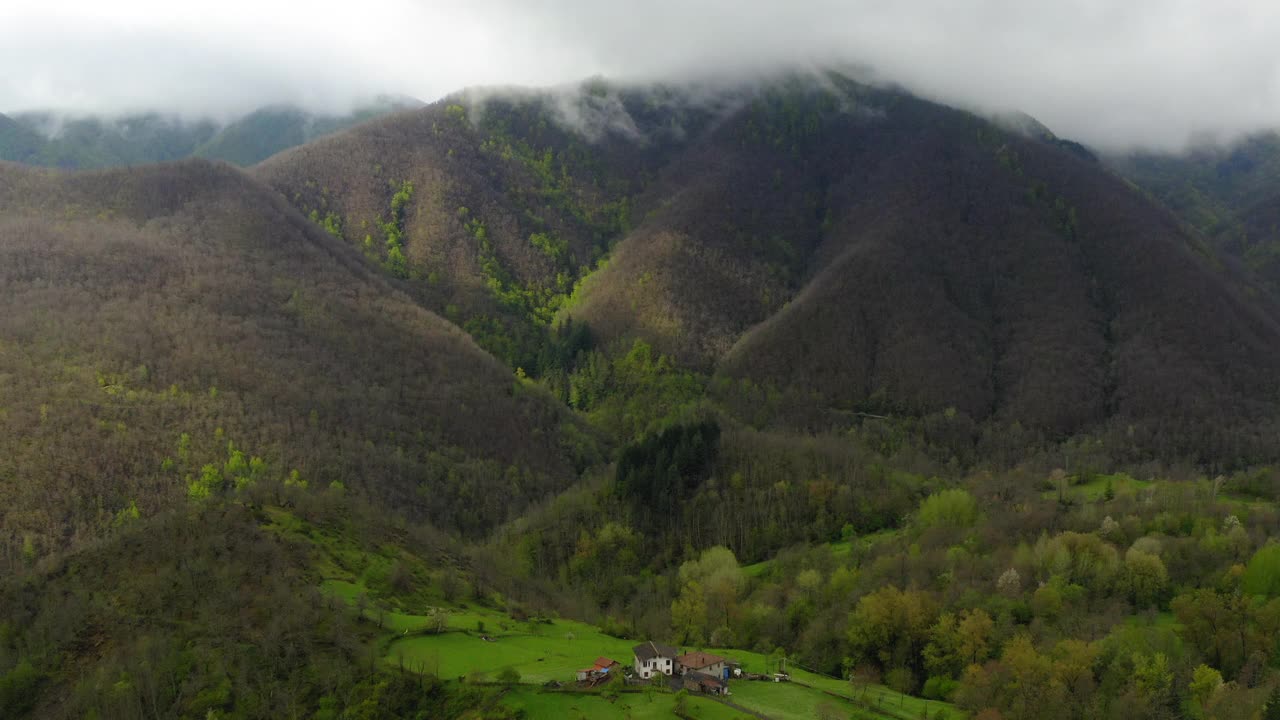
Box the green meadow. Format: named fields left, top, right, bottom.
left=277, top=507, right=962, bottom=720
left=373, top=601, right=963, bottom=719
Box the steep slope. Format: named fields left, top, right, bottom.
left=564, top=88, right=830, bottom=367
left=0, top=159, right=589, bottom=565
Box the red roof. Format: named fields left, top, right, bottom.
left=677, top=651, right=726, bottom=669
left=580, top=657, right=620, bottom=674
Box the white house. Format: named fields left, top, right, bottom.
left=632, top=641, right=679, bottom=679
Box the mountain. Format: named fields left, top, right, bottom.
left=3, top=112, right=220, bottom=167
left=705, top=89, right=1280, bottom=459
left=195, top=97, right=425, bottom=165
left=13, top=72, right=1280, bottom=720
left=257, top=73, right=1280, bottom=465
left=0, top=97, right=420, bottom=169
left=0, top=158, right=590, bottom=562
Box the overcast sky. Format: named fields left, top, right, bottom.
left=2, top=0, right=1278, bottom=151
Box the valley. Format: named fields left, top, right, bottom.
left=6, top=69, right=1280, bottom=720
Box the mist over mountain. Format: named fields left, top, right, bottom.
left=6, top=2, right=1280, bottom=151
left=0, top=96, right=420, bottom=168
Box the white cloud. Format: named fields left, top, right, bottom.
left=2, top=0, right=1279, bottom=149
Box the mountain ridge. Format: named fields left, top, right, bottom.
left=0, top=96, right=421, bottom=169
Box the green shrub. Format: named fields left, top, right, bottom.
left=916, top=489, right=979, bottom=530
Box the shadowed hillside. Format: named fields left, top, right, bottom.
left=716, top=90, right=1280, bottom=462
left=0, top=159, right=592, bottom=567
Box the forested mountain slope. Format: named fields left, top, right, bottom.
left=0, top=159, right=589, bottom=567
left=258, top=73, right=1280, bottom=465
left=714, top=92, right=1280, bottom=462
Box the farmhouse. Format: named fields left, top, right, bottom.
left=632, top=641, right=679, bottom=679
left=575, top=656, right=621, bottom=682
left=676, top=651, right=728, bottom=680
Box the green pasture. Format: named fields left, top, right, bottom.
left=501, top=686, right=749, bottom=719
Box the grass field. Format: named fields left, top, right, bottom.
left=704, top=650, right=963, bottom=720
left=1040, top=472, right=1153, bottom=502
left=501, top=686, right=750, bottom=719
left=743, top=530, right=899, bottom=578
left=389, top=625, right=635, bottom=682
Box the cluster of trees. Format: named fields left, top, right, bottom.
left=377, top=180, right=414, bottom=277
left=491, top=433, right=1280, bottom=719
left=615, top=420, right=720, bottom=533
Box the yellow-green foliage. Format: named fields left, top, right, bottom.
left=915, top=489, right=979, bottom=530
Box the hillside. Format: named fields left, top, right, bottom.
left=257, top=73, right=1280, bottom=465
left=252, top=83, right=722, bottom=390
left=0, top=158, right=590, bottom=567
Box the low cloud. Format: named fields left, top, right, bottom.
left=3, top=1, right=1280, bottom=151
